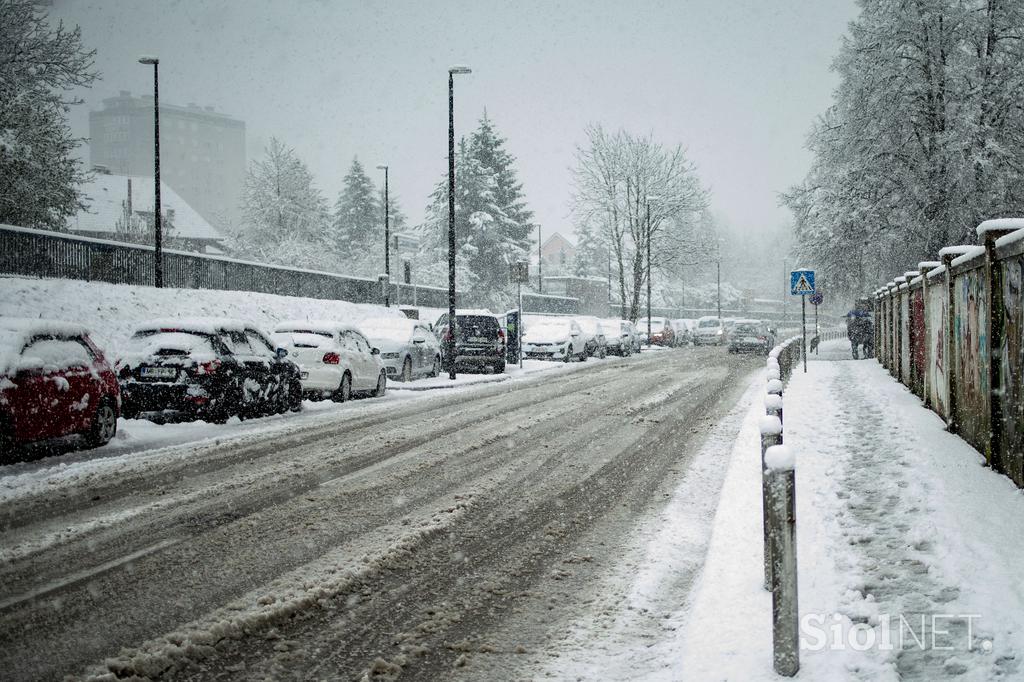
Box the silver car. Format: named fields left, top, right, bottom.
left=360, top=316, right=442, bottom=381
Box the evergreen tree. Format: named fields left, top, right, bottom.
left=0, top=0, right=98, bottom=230
left=331, top=157, right=380, bottom=258
left=229, top=138, right=331, bottom=270
left=468, top=112, right=536, bottom=247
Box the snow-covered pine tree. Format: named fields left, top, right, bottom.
left=331, top=158, right=380, bottom=264
left=0, top=0, right=98, bottom=230
left=468, top=113, right=536, bottom=250
left=229, top=138, right=332, bottom=270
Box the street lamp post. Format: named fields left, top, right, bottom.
left=646, top=201, right=652, bottom=350
left=447, top=65, right=471, bottom=380
left=717, top=240, right=722, bottom=320
left=139, top=55, right=162, bottom=288
left=376, top=164, right=390, bottom=307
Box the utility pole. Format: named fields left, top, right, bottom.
left=376, top=164, right=390, bottom=307
left=447, top=66, right=471, bottom=380
left=138, top=56, right=162, bottom=287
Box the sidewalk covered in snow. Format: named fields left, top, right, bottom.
left=678, top=338, right=1024, bottom=681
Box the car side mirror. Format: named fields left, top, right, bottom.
left=371, top=347, right=380, bottom=356
left=413, top=338, right=425, bottom=344
left=276, top=347, right=288, bottom=359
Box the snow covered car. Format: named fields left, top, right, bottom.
left=574, top=316, right=608, bottom=358
left=727, top=320, right=774, bottom=355
left=522, top=318, right=587, bottom=362
left=693, top=316, right=726, bottom=346
left=118, top=318, right=302, bottom=422
left=359, top=316, right=441, bottom=381
left=601, top=319, right=636, bottom=356
left=670, top=318, right=695, bottom=346
left=272, top=321, right=387, bottom=401
left=434, top=311, right=506, bottom=373
left=638, top=317, right=675, bottom=346
left=0, top=318, right=120, bottom=453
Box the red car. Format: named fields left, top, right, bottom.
left=0, top=318, right=120, bottom=454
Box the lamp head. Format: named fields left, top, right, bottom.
left=376, top=164, right=388, bottom=170
left=448, top=65, right=472, bottom=75
left=138, top=56, right=159, bottom=65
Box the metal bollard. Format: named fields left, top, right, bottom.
left=759, top=414, right=783, bottom=591
left=765, top=444, right=799, bottom=677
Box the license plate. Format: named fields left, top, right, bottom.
left=141, top=366, right=176, bottom=380
left=469, top=336, right=488, bottom=344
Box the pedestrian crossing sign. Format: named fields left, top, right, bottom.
left=790, top=269, right=816, bottom=295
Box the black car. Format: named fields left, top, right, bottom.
left=118, top=318, right=302, bottom=422
left=434, top=311, right=506, bottom=373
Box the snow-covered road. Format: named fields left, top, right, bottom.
left=0, top=346, right=760, bottom=680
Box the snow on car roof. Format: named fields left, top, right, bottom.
left=134, top=317, right=256, bottom=335
left=273, top=319, right=363, bottom=336
left=0, top=317, right=95, bottom=376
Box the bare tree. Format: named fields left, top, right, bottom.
left=572, top=125, right=709, bottom=320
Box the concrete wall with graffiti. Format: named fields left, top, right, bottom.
left=874, top=222, right=1024, bottom=488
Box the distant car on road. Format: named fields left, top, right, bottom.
left=638, top=317, right=675, bottom=346
left=693, top=316, right=726, bottom=346
left=272, top=320, right=387, bottom=401
left=574, top=316, right=608, bottom=358
left=601, top=318, right=636, bottom=356
left=359, top=316, right=441, bottom=381
left=727, top=319, right=775, bottom=355
left=670, top=318, right=695, bottom=347
left=0, top=318, right=120, bottom=454
left=522, top=318, right=588, bottom=362
left=434, top=310, right=506, bottom=373
left=119, top=318, right=302, bottom=422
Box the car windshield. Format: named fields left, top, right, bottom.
left=698, top=319, right=720, bottom=328
left=734, top=324, right=760, bottom=334
left=457, top=316, right=499, bottom=334
left=577, top=320, right=601, bottom=334
left=361, top=318, right=415, bottom=343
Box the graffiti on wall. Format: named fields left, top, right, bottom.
left=900, top=293, right=911, bottom=380
left=1000, top=256, right=1023, bottom=484
left=926, top=282, right=947, bottom=418
left=911, top=288, right=926, bottom=392
left=954, top=268, right=989, bottom=451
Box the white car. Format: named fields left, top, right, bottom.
left=574, top=316, right=608, bottom=358
left=360, top=316, right=442, bottom=381
left=272, top=320, right=386, bottom=401
left=601, top=318, right=636, bottom=356
left=693, top=316, right=726, bottom=346
left=522, top=318, right=588, bottom=362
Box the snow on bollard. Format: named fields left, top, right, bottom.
left=764, top=444, right=799, bottom=677
left=764, top=393, right=783, bottom=424
left=759, top=414, right=783, bottom=590
left=767, top=366, right=781, bottom=381
left=767, top=377, right=784, bottom=395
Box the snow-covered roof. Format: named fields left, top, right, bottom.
left=66, top=173, right=223, bottom=242
left=0, top=317, right=95, bottom=376
left=134, top=317, right=254, bottom=335
left=273, top=319, right=363, bottom=336
left=976, top=218, right=1024, bottom=237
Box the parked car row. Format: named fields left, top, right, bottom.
left=521, top=315, right=644, bottom=361
left=0, top=313, right=417, bottom=455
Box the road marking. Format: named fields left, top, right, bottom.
left=0, top=537, right=182, bottom=612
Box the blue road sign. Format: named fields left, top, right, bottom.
left=790, top=269, right=816, bottom=296
left=809, top=292, right=824, bottom=306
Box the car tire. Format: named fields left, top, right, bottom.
left=494, top=360, right=506, bottom=374
left=374, top=372, right=387, bottom=397
left=430, top=355, right=441, bottom=378
left=598, top=345, right=606, bottom=359
left=401, top=357, right=413, bottom=382
left=288, top=378, right=303, bottom=412
left=332, top=373, right=352, bottom=403
left=84, top=398, right=117, bottom=448
left=564, top=345, right=572, bottom=363
left=0, top=417, right=19, bottom=463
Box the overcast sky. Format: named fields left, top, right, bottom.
left=52, top=0, right=858, bottom=243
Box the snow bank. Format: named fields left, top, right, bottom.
left=0, top=276, right=405, bottom=359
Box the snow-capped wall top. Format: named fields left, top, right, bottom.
left=950, top=246, right=986, bottom=268
left=996, top=228, right=1024, bottom=250
left=976, top=218, right=1024, bottom=237
left=903, top=271, right=920, bottom=279
left=937, top=245, right=975, bottom=257
left=926, top=264, right=946, bottom=280
left=917, top=261, right=941, bottom=270
left=893, top=276, right=907, bottom=284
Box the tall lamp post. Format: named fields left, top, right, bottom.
left=644, top=196, right=660, bottom=350
left=376, top=164, right=390, bottom=307
left=716, top=238, right=723, bottom=320
left=447, top=65, right=472, bottom=380
left=139, top=55, right=162, bottom=288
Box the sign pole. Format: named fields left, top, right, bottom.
left=518, top=278, right=523, bottom=369
left=801, top=296, right=807, bottom=373
left=814, top=303, right=819, bottom=355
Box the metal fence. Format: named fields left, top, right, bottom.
left=0, top=224, right=578, bottom=315
left=874, top=219, right=1024, bottom=487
